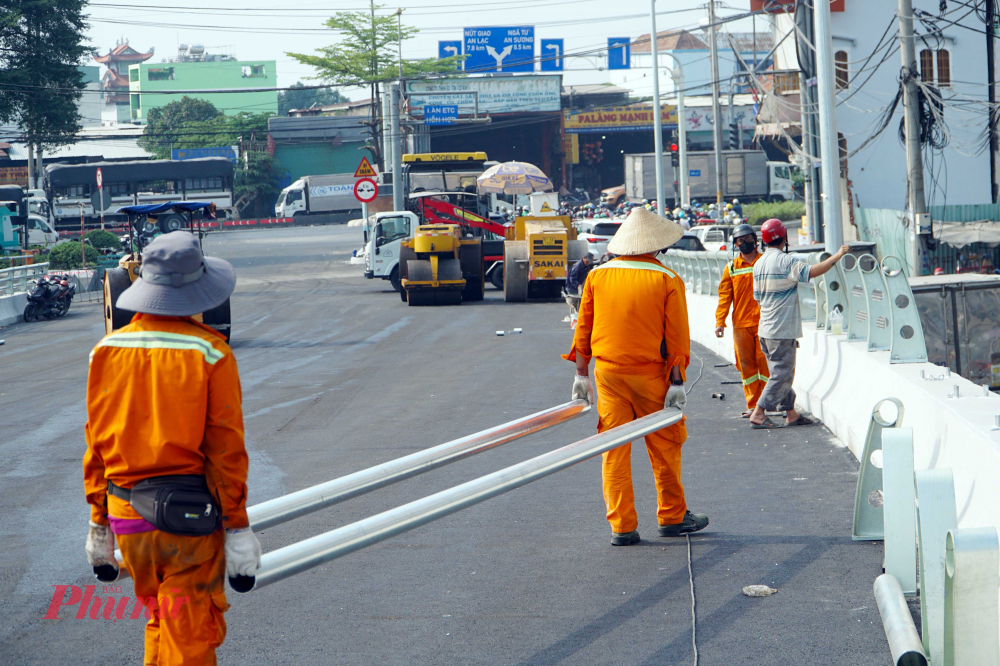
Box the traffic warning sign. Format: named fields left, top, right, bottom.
left=354, top=157, right=377, bottom=178
left=539, top=202, right=553, bottom=213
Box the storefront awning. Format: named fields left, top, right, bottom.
left=933, top=220, right=1000, bottom=247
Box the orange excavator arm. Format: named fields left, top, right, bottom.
left=416, top=197, right=510, bottom=237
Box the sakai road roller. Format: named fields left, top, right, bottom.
left=503, top=215, right=587, bottom=302
left=398, top=223, right=485, bottom=306
left=103, top=202, right=232, bottom=340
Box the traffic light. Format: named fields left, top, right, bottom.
left=669, top=142, right=679, bottom=168
left=729, top=122, right=740, bottom=149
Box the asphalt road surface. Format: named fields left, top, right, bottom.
left=0, top=225, right=890, bottom=665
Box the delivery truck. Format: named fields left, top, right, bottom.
left=624, top=150, right=798, bottom=205
left=275, top=174, right=361, bottom=218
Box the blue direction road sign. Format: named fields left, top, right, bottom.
left=608, top=37, right=631, bottom=70
left=438, top=40, right=462, bottom=64
left=463, top=26, right=534, bottom=73
left=540, top=38, right=564, bottom=72
left=424, top=105, right=459, bottom=126
left=689, top=169, right=702, bottom=178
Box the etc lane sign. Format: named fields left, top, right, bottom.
left=424, top=105, right=458, bottom=125
left=463, top=26, right=534, bottom=73
left=407, top=76, right=561, bottom=116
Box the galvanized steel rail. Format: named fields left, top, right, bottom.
left=252, top=408, right=684, bottom=590
left=248, top=400, right=590, bottom=531
left=0, top=262, right=50, bottom=296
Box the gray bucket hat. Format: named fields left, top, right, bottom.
left=117, top=232, right=235, bottom=316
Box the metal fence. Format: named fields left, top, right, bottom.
left=662, top=249, right=929, bottom=364
left=0, top=263, right=50, bottom=297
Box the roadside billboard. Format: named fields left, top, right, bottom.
left=172, top=146, right=238, bottom=162
left=564, top=106, right=679, bottom=133
left=407, top=75, right=561, bottom=116
left=0, top=166, right=29, bottom=187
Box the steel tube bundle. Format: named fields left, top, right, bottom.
left=248, top=400, right=590, bottom=531
left=253, top=408, right=684, bottom=589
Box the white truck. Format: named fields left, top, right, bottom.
left=362, top=210, right=420, bottom=292
left=624, top=150, right=799, bottom=205
left=275, top=174, right=360, bottom=218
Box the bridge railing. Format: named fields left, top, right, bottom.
left=0, top=262, right=50, bottom=296
left=661, top=249, right=929, bottom=364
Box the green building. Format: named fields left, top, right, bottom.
left=127, top=57, right=277, bottom=122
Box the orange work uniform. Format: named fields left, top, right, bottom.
left=564, top=255, right=690, bottom=533
left=84, top=314, right=249, bottom=666
left=716, top=254, right=769, bottom=411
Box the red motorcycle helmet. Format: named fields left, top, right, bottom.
left=760, top=218, right=787, bottom=245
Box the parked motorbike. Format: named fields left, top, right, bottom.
left=23, top=274, right=76, bottom=321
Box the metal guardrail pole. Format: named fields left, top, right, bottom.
left=914, top=468, right=957, bottom=665
left=883, top=428, right=918, bottom=594
left=248, top=400, right=590, bottom=531
left=251, top=408, right=684, bottom=590
left=943, top=527, right=1000, bottom=666
left=874, top=574, right=928, bottom=666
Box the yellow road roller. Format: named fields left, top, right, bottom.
left=398, top=224, right=485, bottom=306
left=503, top=215, right=587, bottom=302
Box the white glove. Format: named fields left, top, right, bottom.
left=572, top=374, right=594, bottom=405
left=85, top=521, right=117, bottom=569
left=225, top=528, right=262, bottom=578
left=665, top=384, right=687, bottom=411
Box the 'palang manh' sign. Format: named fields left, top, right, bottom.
left=564, top=106, right=679, bottom=134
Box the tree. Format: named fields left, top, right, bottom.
left=235, top=152, right=282, bottom=219
left=286, top=1, right=463, bottom=171
left=0, top=0, right=91, bottom=150
left=138, top=97, right=272, bottom=160
left=278, top=82, right=349, bottom=115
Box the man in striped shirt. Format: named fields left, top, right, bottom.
left=749, top=219, right=849, bottom=428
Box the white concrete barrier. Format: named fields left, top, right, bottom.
left=684, top=288, right=1000, bottom=532
left=0, top=292, right=28, bottom=327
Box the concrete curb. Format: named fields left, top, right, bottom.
left=0, top=293, right=28, bottom=327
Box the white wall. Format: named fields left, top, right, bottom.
left=611, top=47, right=769, bottom=99
left=776, top=2, right=992, bottom=209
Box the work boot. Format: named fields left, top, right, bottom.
left=658, top=511, right=709, bottom=537
left=610, top=530, right=641, bottom=546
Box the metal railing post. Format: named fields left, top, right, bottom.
left=251, top=408, right=684, bottom=590
left=914, top=468, right=957, bottom=665
left=883, top=428, right=917, bottom=594
left=852, top=397, right=905, bottom=540
left=943, top=527, right=1000, bottom=665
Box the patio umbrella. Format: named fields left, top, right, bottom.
left=476, top=161, right=553, bottom=195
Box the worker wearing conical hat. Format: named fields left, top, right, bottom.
left=563, top=207, right=709, bottom=546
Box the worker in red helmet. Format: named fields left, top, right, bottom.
left=748, top=219, right=850, bottom=428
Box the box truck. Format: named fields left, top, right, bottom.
left=624, top=150, right=798, bottom=205
left=275, top=174, right=361, bottom=218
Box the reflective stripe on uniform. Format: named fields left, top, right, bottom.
left=92, top=331, right=224, bottom=365
left=742, top=372, right=767, bottom=385
left=730, top=266, right=754, bottom=276
left=594, top=260, right=677, bottom=278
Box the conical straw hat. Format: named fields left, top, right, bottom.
left=607, top=206, right=685, bottom=256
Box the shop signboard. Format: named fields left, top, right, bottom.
left=563, top=105, right=678, bottom=133
left=407, top=75, right=561, bottom=116
left=0, top=166, right=29, bottom=186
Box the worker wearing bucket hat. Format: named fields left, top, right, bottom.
left=564, top=207, right=709, bottom=545
left=83, top=232, right=258, bottom=664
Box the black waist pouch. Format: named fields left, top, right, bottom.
left=111, top=475, right=220, bottom=537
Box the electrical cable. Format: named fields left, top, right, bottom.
left=687, top=350, right=705, bottom=393
left=687, top=534, right=699, bottom=666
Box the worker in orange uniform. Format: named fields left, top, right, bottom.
left=564, top=207, right=709, bottom=546
left=83, top=232, right=259, bottom=665
left=714, top=224, right=770, bottom=417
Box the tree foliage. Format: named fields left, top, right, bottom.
left=0, top=0, right=91, bottom=148
left=138, top=97, right=270, bottom=160
left=49, top=241, right=99, bottom=269
left=235, top=152, right=283, bottom=219
left=278, top=82, right=349, bottom=115
left=286, top=1, right=463, bottom=170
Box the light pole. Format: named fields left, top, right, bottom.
left=395, top=8, right=403, bottom=81
left=659, top=53, right=688, bottom=208
left=649, top=0, right=666, bottom=216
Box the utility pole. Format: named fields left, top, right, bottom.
left=708, top=0, right=724, bottom=207
left=897, top=0, right=927, bottom=273
left=674, top=64, right=689, bottom=207
left=390, top=82, right=404, bottom=212
left=988, top=0, right=997, bottom=203
left=649, top=0, right=666, bottom=216
left=814, top=0, right=844, bottom=250
left=27, top=144, right=35, bottom=190
left=797, top=0, right=822, bottom=242
left=395, top=8, right=404, bottom=81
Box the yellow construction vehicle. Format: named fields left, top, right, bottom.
left=398, top=224, right=485, bottom=306
left=503, top=215, right=587, bottom=302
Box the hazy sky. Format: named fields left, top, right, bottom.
left=85, top=0, right=759, bottom=98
